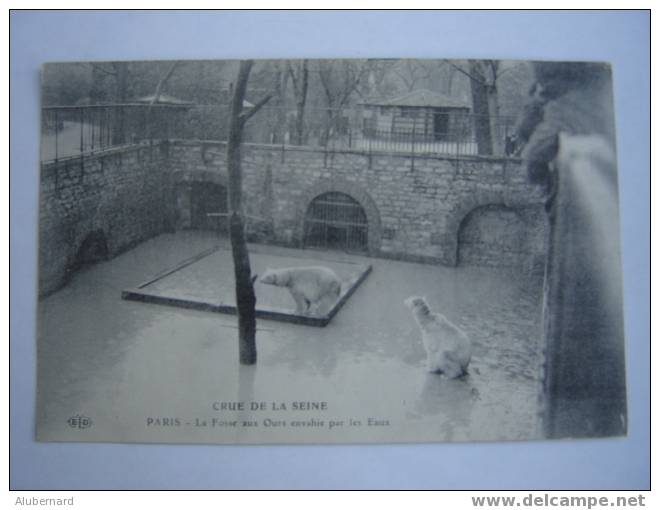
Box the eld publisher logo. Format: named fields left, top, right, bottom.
left=67, top=414, right=93, bottom=429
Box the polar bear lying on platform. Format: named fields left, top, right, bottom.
left=259, top=266, right=342, bottom=316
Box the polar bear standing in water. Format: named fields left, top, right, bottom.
left=405, top=296, right=472, bottom=378
left=260, top=266, right=342, bottom=316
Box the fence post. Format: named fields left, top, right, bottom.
left=80, top=108, right=84, bottom=156
left=90, top=108, right=95, bottom=153
left=410, top=118, right=416, bottom=172
left=456, top=126, right=462, bottom=159
left=367, top=133, right=372, bottom=169
left=54, top=110, right=59, bottom=162
left=78, top=108, right=85, bottom=181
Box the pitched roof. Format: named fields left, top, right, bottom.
left=134, top=94, right=194, bottom=106
left=360, top=89, right=470, bottom=109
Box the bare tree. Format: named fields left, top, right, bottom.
left=148, top=61, right=181, bottom=105
left=226, top=60, right=272, bottom=365
left=446, top=59, right=503, bottom=155
left=87, top=62, right=116, bottom=103
left=439, top=62, right=459, bottom=96
left=288, top=59, right=309, bottom=145
left=269, top=61, right=290, bottom=144
left=87, top=62, right=130, bottom=144
left=145, top=61, right=182, bottom=139
left=361, top=59, right=397, bottom=100
left=392, top=59, right=432, bottom=92
left=317, top=59, right=369, bottom=146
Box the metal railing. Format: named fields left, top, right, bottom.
left=40, top=104, right=189, bottom=163
left=353, top=127, right=478, bottom=156
left=353, top=114, right=515, bottom=157
left=41, top=104, right=517, bottom=162
left=303, top=192, right=369, bottom=253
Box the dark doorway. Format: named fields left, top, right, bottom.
left=70, top=230, right=108, bottom=272
left=457, top=204, right=528, bottom=268
left=433, top=109, right=450, bottom=141
left=190, top=182, right=228, bottom=232
left=304, top=192, right=368, bottom=252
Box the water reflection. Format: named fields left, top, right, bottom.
left=415, top=374, right=477, bottom=441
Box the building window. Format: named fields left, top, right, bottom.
left=400, top=107, right=416, bottom=118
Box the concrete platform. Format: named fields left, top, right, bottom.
left=121, top=246, right=372, bottom=326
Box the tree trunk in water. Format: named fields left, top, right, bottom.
left=227, top=61, right=257, bottom=365
left=468, top=61, right=493, bottom=155
left=230, top=211, right=257, bottom=364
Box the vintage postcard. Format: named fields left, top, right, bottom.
left=36, top=58, right=626, bottom=444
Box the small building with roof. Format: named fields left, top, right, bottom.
left=131, top=94, right=195, bottom=141
left=359, top=89, right=472, bottom=145
left=134, top=93, right=195, bottom=106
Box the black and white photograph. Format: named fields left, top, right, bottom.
left=35, top=56, right=627, bottom=445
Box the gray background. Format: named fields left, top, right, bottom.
left=10, top=10, right=650, bottom=489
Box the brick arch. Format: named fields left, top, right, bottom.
left=172, top=170, right=229, bottom=230
left=295, top=179, right=382, bottom=254
left=89, top=188, right=121, bottom=255
left=70, top=229, right=109, bottom=271
left=443, top=190, right=539, bottom=266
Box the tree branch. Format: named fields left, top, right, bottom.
left=394, top=69, right=414, bottom=91
left=239, top=93, right=272, bottom=125
left=88, top=63, right=117, bottom=76
left=288, top=61, right=300, bottom=96
left=444, top=60, right=486, bottom=85
left=149, top=61, right=182, bottom=106
left=487, top=60, right=500, bottom=84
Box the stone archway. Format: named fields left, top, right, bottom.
left=70, top=229, right=109, bottom=272
left=304, top=192, right=369, bottom=252
left=442, top=190, right=540, bottom=266
left=456, top=204, right=529, bottom=268
left=188, top=182, right=228, bottom=231
left=295, top=179, right=382, bottom=254
left=173, top=169, right=229, bottom=230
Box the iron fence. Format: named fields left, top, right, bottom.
left=303, top=192, right=369, bottom=253
left=40, top=104, right=189, bottom=162
left=41, top=104, right=517, bottom=162
left=352, top=114, right=515, bottom=156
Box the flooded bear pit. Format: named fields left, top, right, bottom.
left=36, top=230, right=545, bottom=444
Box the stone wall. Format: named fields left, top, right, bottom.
left=38, top=139, right=550, bottom=297
left=457, top=204, right=548, bottom=271
left=542, top=134, right=626, bottom=438
left=39, top=142, right=174, bottom=296
left=169, top=140, right=548, bottom=267
left=38, top=138, right=549, bottom=297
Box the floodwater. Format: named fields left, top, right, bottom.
left=41, top=121, right=92, bottom=161
left=36, top=230, right=545, bottom=444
